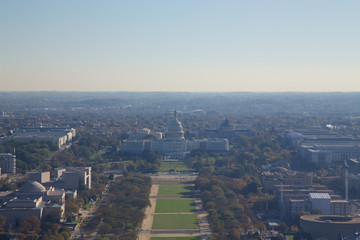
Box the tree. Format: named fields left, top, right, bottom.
left=228, top=228, right=240, bottom=240
left=0, top=215, right=6, bottom=230
left=98, top=223, right=112, bottom=236
left=44, top=208, right=62, bottom=223
left=294, top=210, right=310, bottom=225
left=310, top=208, right=323, bottom=215
left=278, top=222, right=289, bottom=233
left=65, top=200, right=79, bottom=218
left=19, top=216, right=40, bottom=233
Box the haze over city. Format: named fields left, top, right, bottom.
left=1, top=1, right=359, bottom=92
left=3, top=2, right=360, bottom=239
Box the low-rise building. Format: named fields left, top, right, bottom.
left=44, top=167, right=91, bottom=190
left=199, top=119, right=256, bottom=140
left=7, top=127, right=76, bottom=149
left=262, top=170, right=312, bottom=193
left=0, top=181, right=65, bottom=229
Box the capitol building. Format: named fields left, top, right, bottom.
left=122, top=113, right=229, bottom=158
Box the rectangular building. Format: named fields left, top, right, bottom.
left=0, top=153, right=16, bottom=175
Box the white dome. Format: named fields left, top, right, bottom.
left=166, top=114, right=184, bottom=141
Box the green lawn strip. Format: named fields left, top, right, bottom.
left=158, top=185, right=193, bottom=197
left=159, top=162, right=192, bottom=172
left=155, top=199, right=196, bottom=213
left=84, top=203, right=92, bottom=210
left=89, top=150, right=106, bottom=161
left=152, top=214, right=199, bottom=229
left=150, top=237, right=201, bottom=240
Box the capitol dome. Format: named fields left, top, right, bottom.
left=19, top=181, right=46, bottom=193
left=166, top=112, right=185, bottom=141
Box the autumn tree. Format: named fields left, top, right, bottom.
left=0, top=215, right=6, bottom=231
left=19, top=216, right=40, bottom=233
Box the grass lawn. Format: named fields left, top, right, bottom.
left=89, top=150, right=106, bottom=161
left=155, top=199, right=196, bottom=213
left=160, top=161, right=192, bottom=172
left=152, top=214, right=199, bottom=229
left=75, top=217, right=84, bottom=223
left=84, top=203, right=93, bottom=210
left=158, top=185, right=193, bottom=197
left=150, top=237, right=201, bottom=240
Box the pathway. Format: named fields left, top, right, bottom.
left=138, top=184, right=159, bottom=240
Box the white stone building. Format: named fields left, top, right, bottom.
left=123, top=113, right=229, bottom=157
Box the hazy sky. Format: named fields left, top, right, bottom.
left=1, top=1, right=359, bottom=92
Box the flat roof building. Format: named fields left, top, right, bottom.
left=0, top=153, right=16, bottom=175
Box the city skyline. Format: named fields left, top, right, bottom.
left=1, top=1, right=359, bottom=92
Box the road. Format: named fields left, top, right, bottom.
left=70, top=181, right=112, bottom=239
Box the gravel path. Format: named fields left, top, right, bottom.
left=138, top=184, right=159, bottom=240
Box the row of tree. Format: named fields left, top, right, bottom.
left=85, top=174, right=151, bottom=239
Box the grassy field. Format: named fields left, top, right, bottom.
left=150, top=237, right=201, bottom=240
left=155, top=199, right=195, bottom=213
left=89, top=150, right=106, bottom=161
left=157, top=185, right=193, bottom=197
left=152, top=214, right=199, bottom=229
left=159, top=161, right=192, bottom=172
left=84, top=203, right=93, bottom=210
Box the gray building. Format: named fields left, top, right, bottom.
left=7, top=127, right=76, bottom=149
left=44, top=167, right=91, bottom=190
left=0, top=181, right=65, bottom=229
left=0, top=153, right=16, bottom=175
left=29, top=171, right=50, bottom=183
left=199, top=118, right=256, bottom=140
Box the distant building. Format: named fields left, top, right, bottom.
left=284, top=128, right=360, bottom=166
left=7, top=127, right=76, bottom=149
left=300, top=144, right=360, bottom=166
left=129, top=128, right=151, bottom=140
left=199, top=118, right=256, bottom=140
left=0, top=153, right=16, bottom=175
left=261, top=169, right=312, bottom=193
left=123, top=112, right=229, bottom=158
left=275, top=185, right=352, bottom=221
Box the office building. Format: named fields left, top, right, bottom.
left=0, top=153, right=16, bottom=175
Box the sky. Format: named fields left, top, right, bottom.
left=0, top=1, right=359, bottom=92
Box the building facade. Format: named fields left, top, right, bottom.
left=7, top=127, right=76, bottom=149
left=44, top=167, right=91, bottom=190
left=0, top=181, right=65, bottom=229
left=123, top=113, right=229, bottom=157
left=0, top=153, right=16, bottom=175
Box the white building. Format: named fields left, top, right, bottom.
left=309, top=193, right=331, bottom=214
left=123, top=113, right=229, bottom=157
